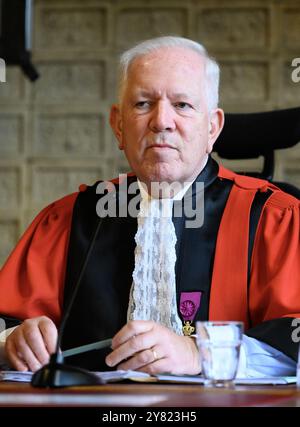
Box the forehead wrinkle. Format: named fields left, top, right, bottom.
left=132, top=88, right=197, bottom=100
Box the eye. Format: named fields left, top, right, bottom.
left=174, top=102, right=193, bottom=110
left=134, top=101, right=151, bottom=109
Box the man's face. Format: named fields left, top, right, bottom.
left=110, top=47, right=224, bottom=187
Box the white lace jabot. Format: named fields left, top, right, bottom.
left=127, top=180, right=193, bottom=335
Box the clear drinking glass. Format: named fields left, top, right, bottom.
left=196, top=321, right=244, bottom=388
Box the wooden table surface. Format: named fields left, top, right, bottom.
left=0, top=381, right=299, bottom=407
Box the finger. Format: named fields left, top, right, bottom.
left=39, top=318, right=57, bottom=355
left=5, top=339, right=29, bottom=372
left=106, top=330, right=156, bottom=367
left=111, top=320, right=155, bottom=349
left=14, top=333, right=42, bottom=372
left=117, top=348, right=155, bottom=371
left=118, top=344, right=164, bottom=372
left=23, top=323, right=50, bottom=366
left=135, top=358, right=167, bottom=375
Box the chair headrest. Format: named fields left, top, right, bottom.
left=213, top=106, right=300, bottom=159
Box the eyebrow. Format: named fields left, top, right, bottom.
left=136, top=90, right=194, bottom=99
left=170, top=92, right=193, bottom=99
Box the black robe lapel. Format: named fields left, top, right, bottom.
left=62, top=177, right=138, bottom=370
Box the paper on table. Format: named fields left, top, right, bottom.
left=0, top=370, right=33, bottom=383
left=0, top=370, right=296, bottom=385
left=95, top=370, right=150, bottom=382
left=0, top=369, right=150, bottom=383
left=235, top=376, right=296, bottom=385
left=149, top=374, right=297, bottom=385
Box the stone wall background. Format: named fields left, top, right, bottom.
left=0, top=0, right=299, bottom=266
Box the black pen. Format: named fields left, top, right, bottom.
left=62, top=338, right=112, bottom=358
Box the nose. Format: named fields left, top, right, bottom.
left=149, top=101, right=176, bottom=132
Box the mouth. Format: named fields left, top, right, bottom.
left=148, top=144, right=176, bottom=150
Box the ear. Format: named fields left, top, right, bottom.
left=207, top=108, right=225, bottom=154
left=110, top=104, right=124, bottom=150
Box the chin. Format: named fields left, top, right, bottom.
left=137, top=159, right=191, bottom=187
left=146, top=173, right=183, bottom=187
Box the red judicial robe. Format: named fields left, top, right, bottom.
left=0, top=163, right=299, bottom=365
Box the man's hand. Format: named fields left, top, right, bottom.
left=5, top=316, right=57, bottom=372
left=105, top=320, right=201, bottom=375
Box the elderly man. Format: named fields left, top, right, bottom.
left=0, top=36, right=299, bottom=377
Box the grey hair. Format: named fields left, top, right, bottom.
left=118, top=36, right=220, bottom=111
